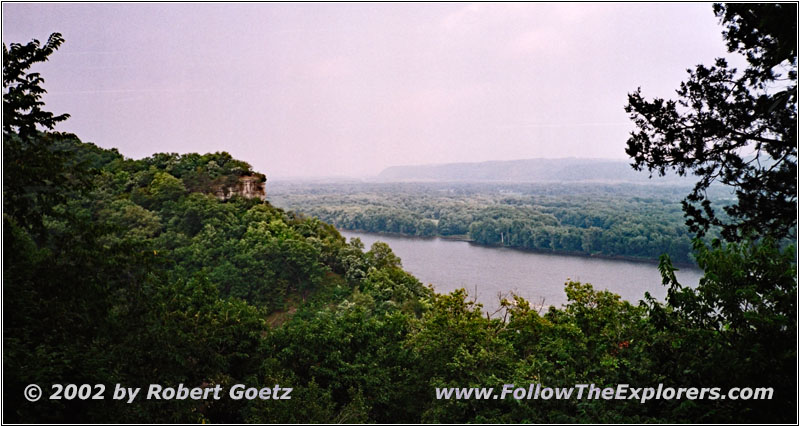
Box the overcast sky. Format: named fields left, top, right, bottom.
left=3, top=3, right=736, bottom=178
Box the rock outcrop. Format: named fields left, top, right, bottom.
left=215, top=175, right=266, bottom=201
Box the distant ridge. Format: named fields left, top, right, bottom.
left=376, top=158, right=692, bottom=184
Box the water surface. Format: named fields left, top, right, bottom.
left=340, top=230, right=703, bottom=313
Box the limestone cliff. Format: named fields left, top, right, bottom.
left=215, top=175, right=266, bottom=201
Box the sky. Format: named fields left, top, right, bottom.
left=2, top=3, right=737, bottom=178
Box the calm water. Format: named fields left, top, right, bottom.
left=340, top=230, right=703, bottom=313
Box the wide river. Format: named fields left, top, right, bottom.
left=340, top=230, right=703, bottom=313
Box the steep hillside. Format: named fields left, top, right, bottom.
left=5, top=136, right=794, bottom=424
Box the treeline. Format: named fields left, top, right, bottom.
left=269, top=182, right=720, bottom=264
left=5, top=16, right=797, bottom=424
left=4, top=129, right=420, bottom=422
left=5, top=134, right=795, bottom=423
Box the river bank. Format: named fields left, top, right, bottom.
left=339, top=230, right=704, bottom=313
left=337, top=228, right=699, bottom=268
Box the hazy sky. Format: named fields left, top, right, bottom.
left=3, top=3, right=737, bottom=178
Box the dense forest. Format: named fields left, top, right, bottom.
left=269, top=182, right=730, bottom=264
left=3, top=3, right=797, bottom=424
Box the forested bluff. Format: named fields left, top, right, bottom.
left=4, top=4, right=797, bottom=423
left=5, top=136, right=795, bottom=423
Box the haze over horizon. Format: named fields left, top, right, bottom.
left=2, top=3, right=739, bottom=178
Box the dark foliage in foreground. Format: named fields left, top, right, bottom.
left=625, top=3, right=796, bottom=241
left=3, top=4, right=796, bottom=422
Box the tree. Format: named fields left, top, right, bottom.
left=625, top=6, right=797, bottom=422
left=3, top=32, right=68, bottom=138
left=648, top=238, right=796, bottom=422
left=625, top=3, right=796, bottom=241
left=3, top=32, right=85, bottom=235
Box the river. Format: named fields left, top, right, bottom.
left=340, top=230, right=703, bottom=314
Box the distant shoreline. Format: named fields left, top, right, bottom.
left=338, top=228, right=700, bottom=269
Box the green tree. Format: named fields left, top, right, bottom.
left=626, top=5, right=797, bottom=421
left=648, top=239, right=796, bottom=422
left=3, top=32, right=86, bottom=235
left=3, top=32, right=68, bottom=138
left=149, top=171, right=187, bottom=204
left=625, top=3, right=797, bottom=240
left=365, top=241, right=402, bottom=270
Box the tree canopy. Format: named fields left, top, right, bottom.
left=3, top=17, right=797, bottom=424
left=3, top=32, right=69, bottom=138
left=625, top=3, right=797, bottom=241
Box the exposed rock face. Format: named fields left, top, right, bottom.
left=215, top=175, right=266, bottom=201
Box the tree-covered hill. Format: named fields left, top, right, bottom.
left=4, top=3, right=797, bottom=422
left=5, top=132, right=795, bottom=423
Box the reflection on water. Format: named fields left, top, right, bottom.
left=340, top=230, right=703, bottom=314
